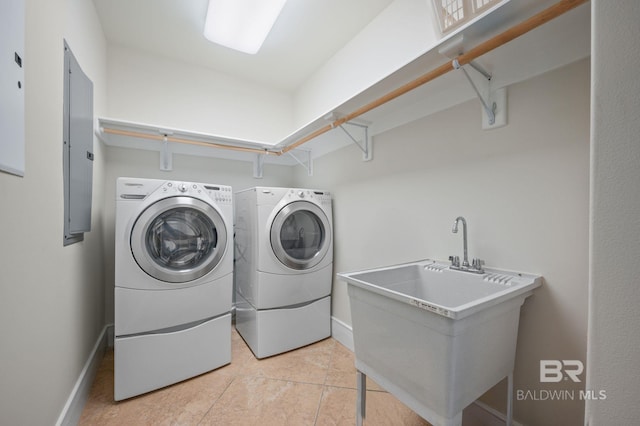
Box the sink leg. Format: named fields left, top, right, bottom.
left=506, top=371, right=513, bottom=426
left=356, top=370, right=366, bottom=426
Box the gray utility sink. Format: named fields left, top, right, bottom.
left=338, top=259, right=541, bottom=426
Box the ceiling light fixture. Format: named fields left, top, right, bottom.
left=203, top=0, right=288, bottom=55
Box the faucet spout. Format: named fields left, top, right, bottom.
left=452, top=216, right=469, bottom=267
left=449, top=216, right=484, bottom=273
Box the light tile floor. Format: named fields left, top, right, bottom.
left=79, top=328, right=432, bottom=425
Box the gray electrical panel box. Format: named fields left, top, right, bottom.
left=0, top=0, right=25, bottom=176
left=63, top=41, right=94, bottom=246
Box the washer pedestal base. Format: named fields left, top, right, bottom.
left=115, top=313, right=231, bottom=401
left=235, top=293, right=330, bottom=359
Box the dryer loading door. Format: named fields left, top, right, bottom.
left=130, top=196, right=228, bottom=283
left=270, top=201, right=331, bottom=270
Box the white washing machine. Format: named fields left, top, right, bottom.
left=234, top=187, right=333, bottom=358
left=114, top=177, right=233, bottom=400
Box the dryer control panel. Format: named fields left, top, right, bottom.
left=286, top=188, right=332, bottom=207
left=161, top=181, right=233, bottom=205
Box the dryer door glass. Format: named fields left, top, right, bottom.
left=131, top=196, right=228, bottom=283
left=271, top=201, right=331, bottom=270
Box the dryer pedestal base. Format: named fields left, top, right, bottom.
left=235, top=293, right=331, bottom=359
left=114, top=313, right=231, bottom=401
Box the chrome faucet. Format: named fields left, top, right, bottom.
left=452, top=216, right=470, bottom=267
left=449, top=216, right=485, bottom=273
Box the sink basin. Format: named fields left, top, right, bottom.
left=337, top=259, right=541, bottom=426
left=340, top=259, right=541, bottom=320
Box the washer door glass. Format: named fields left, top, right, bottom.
left=270, top=201, right=331, bottom=270
left=131, top=197, right=227, bottom=283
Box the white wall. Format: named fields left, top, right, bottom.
left=586, top=1, right=640, bottom=424
left=0, top=0, right=107, bottom=424
left=106, top=45, right=294, bottom=144
left=101, top=146, right=295, bottom=324
left=293, top=0, right=439, bottom=129
left=295, top=59, right=590, bottom=425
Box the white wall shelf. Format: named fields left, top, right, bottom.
left=98, top=0, right=590, bottom=170
left=96, top=117, right=311, bottom=174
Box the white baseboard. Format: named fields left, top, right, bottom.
left=106, top=323, right=115, bottom=347
left=55, top=324, right=113, bottom=426
left=464, top=401, right=525, bottom=426
left=330, top=316, right=353, bottom=351
left=330, top=316, right=521, bottom=426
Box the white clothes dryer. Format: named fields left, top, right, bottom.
left=114, top=177, right=233, bottom=400
left=234, top=187, right=332, bottom=358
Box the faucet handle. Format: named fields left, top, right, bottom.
left=472, top=258, right=485, bottom=271
left=449, top=255, right=460, bottom=267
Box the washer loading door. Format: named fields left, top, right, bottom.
left=131, top=196, right=228, bottom=283
left=270, top=201, right=331, bottom=270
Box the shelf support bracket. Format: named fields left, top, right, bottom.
left=288, top=149, right=313, bottom=176
left=253, top=153, right=264, bottom=179
left=338, top=121, right=373, bottom=161
left=160, top=134, right=173, bottom=171
left=453, top=58, right=496, bottom=125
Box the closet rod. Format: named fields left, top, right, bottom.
left=279, top=0, right=587, bottom=155
left=101, top=127, right=277, bottom=156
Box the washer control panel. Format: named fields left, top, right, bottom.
left=161, top=181, right=233, bottom=205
